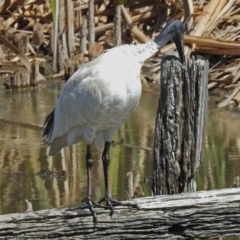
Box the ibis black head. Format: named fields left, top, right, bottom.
left=154, top=19, right=185, bottom=63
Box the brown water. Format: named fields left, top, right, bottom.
left=0, top=80, right=240, bottom=221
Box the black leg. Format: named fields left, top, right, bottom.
left=98, top=142, right=114, bottom=213
left=67, top=144, right=103, bottom=224
left=86, top=145, right=93, bottom=201
left=102, top=142, right=111, bottom=199
left=98, top=142, right=139, bottom=215
left=74, top=145, right=97, bottom=223
left=85, top=145, right=97, bottom=221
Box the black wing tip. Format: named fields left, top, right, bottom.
left=42, top=109, right=55, bottom=143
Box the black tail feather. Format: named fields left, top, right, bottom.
left=43, top=109, right=55, bottom=144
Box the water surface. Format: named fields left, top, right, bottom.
left=0, top=80, right=239, bottom=220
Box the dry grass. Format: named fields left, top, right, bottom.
left=0, top=0, right=240, bottom=107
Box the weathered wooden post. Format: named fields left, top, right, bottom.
left=152, top=52, right=209, bottom=195
left=30, top=59, right=40, bottom=86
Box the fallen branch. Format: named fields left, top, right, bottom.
left=195, top=47, right=240, bottom=56
left=0, top=188, right=240, bottom=239
left=185, top=35, right=240, bottom=49
left=121, top=5, right=150, bottom=43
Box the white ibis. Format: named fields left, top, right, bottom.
left=43, top=19, right=185, bottom=222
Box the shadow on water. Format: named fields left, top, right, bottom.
left=0, top=80, right=240, bottom=235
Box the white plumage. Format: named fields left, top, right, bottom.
left=47, top=42, right=158, bottom=155
left=43, top=19, right=185, bottom=219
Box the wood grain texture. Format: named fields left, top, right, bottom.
left=152, top=54, right=209, bottom=195
left=0, top=188, right=239, bottom=239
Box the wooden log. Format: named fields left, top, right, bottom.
left=114, top=1, right=121, bottom=46
left=80, top=18, right=87, bottom=54
left=66, top=0, right=75, bottom=57
left=52, top=0, right=59, bottom=73
left=0, top=188, right=240, bottom=239
left=57, top=0, right=68, bottom=72
left=88, top=0, right=95, bottom=48
left=74, top=0, right=82, bottom=30
left=30, top=59, right=39, bottom=86
left=51, top=0, right=74, bottom=73
left=152, top=53, right=209, bottom=195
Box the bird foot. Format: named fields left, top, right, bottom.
left=67, top=197, right=105, bottom=224
left=98, top=196, right=138, bottom=217
left=80, top=196, right=104, bottom=209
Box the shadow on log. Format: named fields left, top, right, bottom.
left=0, top=188, right=240, bottom=239
left=152, top=53, right=209, bottom=195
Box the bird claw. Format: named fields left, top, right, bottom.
left=79, top=199, right=100, bottom=224
left=67, top=198, right=106, bottom=225
left=98, top=196, right=115, bottom=216
left=80, top=197, right=103, bottom=209
left=98, top=196, right=138, bottom=217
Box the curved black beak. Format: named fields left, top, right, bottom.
left=154, top=19, right=185, bottom=64
left=173, top=34, right=185, bottom=64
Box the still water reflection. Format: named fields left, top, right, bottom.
left=0, top=81, right=240, bottom=218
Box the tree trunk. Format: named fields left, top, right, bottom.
left=0, top=188, right=239, bottom=239
left=152, top=53, right=209, bottom=195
